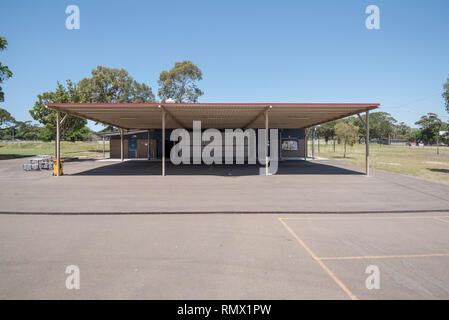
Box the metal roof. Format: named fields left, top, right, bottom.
left=46, top=103, right=379, bottom=130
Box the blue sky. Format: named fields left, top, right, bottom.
left=1, top=0, right=448, bottom=129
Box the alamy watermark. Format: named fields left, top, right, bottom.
left=64, top=5, right=380, bottom=31
left=170, top=121, right=278, bottom=175
left=65, top=265, right=80, bottom=290
left=365, top=265, right=380, bottom=290
left=65, top=5, right=80, bottom=30
left=365, top=5, right=380, bottom=30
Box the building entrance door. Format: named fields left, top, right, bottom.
left=148, top=139, right=157, bottom=159
left=128, top=138, right=137, bottom=158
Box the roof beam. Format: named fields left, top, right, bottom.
left=243, top=106, right=271, bottom=129
left=160, top=105, right=186, bottom=129
left=54, top=107, right=124, bottom=129
left=60, top=114, right=68, bottom=125
left=357, top=113, right=367, bottom=128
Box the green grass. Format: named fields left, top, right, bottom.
left=310, top=140, right=449, bottom=183
left=0, top=141, right=109, bottom=159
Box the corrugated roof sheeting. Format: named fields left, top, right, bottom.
left=46, top=103, right=379, bottom=130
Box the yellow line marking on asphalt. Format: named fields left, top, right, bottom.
left=319, top=253, right=449, bottom=261
left=278, top=217, right=358, bottom=300
left=281, top=215, right=449, bottom=221
left=433, top=217, right=449, bottom=224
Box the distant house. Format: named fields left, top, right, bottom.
left=389, top=139, right=408, bottom=146
left=360, top=138, right=408, bottom=146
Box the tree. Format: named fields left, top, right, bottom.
left=158, top=61, right=203, bottom=103
left=415, top=113, right=443, bottom=144
left=441, top=130, right=449, bottom=145
left=38, top=126, right=54, bottom=142
left=0, top=109, right=41, bottom=140
left=334, top=122, right=359, bottom=158
left=78, top=66, right=155, bottom=131
left=66, top=126, right=92, bottom=141
left=394, top=122, right=412, bottom=140
left=0, top=36, right=13, bottom=102
left=0, top=107, right=16, bottom=139
left=354, top=112, right=397, bottom=141
left=315, top=121, right=336, bottom=143
left=0, top=107, right=15, bottom=127
left=78, top=66, right=155, bottom=103
left=443, top=76, right=449, bottom=114
left=13, top=121, right=40, bottom=140
left=29, top=81, right=87, bottom=140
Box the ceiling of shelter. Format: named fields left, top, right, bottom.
left=46, top=103, right=379, bottom=130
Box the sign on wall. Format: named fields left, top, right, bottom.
left=282, top=140, right=298, bottom=151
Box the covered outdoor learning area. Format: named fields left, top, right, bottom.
left=45, top=103, right=379, bottom=176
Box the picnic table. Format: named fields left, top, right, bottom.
left=23, top=156, right=53, bottom=171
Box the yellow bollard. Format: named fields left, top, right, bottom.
left=53, top=160, right=64, bottom=176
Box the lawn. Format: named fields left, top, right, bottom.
left=0, top=141, right=109, bottom=159
left=310, top=140, right=449, bottom=183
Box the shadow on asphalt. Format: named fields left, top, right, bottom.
left=0, top=154, right=28, bottom=160
left=72, top=160, right=363, bottom=176
left=428, top=168, right=449, bottom=174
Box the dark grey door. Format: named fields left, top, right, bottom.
left=128, top=138, right=137, bottom=158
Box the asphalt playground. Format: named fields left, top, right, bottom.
left=1, top=158, right=449, bottom=299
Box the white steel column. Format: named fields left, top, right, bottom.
left=162, top=108, right=166, bottom=176
left=120, top=129, right=124, bottom=162
left=102, top=135, right=105, bottom=160
left=366, top=110, right=370, bottom=176
left=56, top=111, right=61, bottom=176
left=304, top=129, right=308, bottom=161
left=265, top=109, right=269, bottom=176
left=312, top=127, right=316, bottom=159
left=147, top=130, right=150, bottom=159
